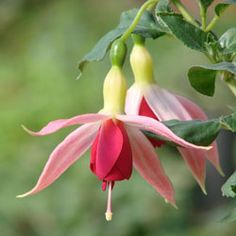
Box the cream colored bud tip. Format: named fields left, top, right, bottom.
left=164, top=199, right=178, bottom=209
left=105, top=212, right=113, bottom=221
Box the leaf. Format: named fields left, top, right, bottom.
left=188, top=62, right=236, bottom=96
left=199, top=0, right=214, bottom=9
left=144, top=110, right=236, bottom=147
left=222, top=171, right=236, bottom=198
left=221, top=110, right=236, bottom=131
left=215, top=3, right=229, bottom=16
left=219, top=27, right=236, bottom=54
left=156, top=13, right=208, bottom=52
left=78, top=9, right=166, bottom=77
left=188, top=67, right=217, bottom=96
left=164, top=119, right=221, bottom=146
left=155, top=0, right=172, bottom=13
left=221, top=208, right=236, bottom=223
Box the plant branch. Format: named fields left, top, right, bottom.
left=199, top=2, right=207, bottom=31
left=120, top=0, right=158, bottom=42
left=172, top=0, right=199, bottom=27
left=205, top=15, right=219, bottom=32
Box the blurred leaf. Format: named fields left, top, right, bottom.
left=78, top=9, right=165, bottom=77
left=219, top=27, right=236, bottom=54
left=215, top=3, right=229, bottom=16
left=155, top=0, right=172, bottom=13
left=199, top=0, right=214, bottom=9
left=156, top=13, right=208, bottom=52
left=222, top=171, right=236, bottom=198
left=221, top=109, right=236, bottom=131
left=145, top=110, right=236, bottom=146
left=221, top=208, right=236, bottom=223
left=188, top=62, right=236, bottom=96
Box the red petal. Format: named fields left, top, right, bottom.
left=105, top=121, right=132, bottom=181
left=139, top=98, right=165, bottom=147
left=91, top=119, right=123, bottom=180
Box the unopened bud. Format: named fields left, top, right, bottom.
left=103, top=66, right=127, bottom=114
left=130, top=44, right=154, bottom=85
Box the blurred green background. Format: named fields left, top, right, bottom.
left=0, top=0, right=236, bottom=235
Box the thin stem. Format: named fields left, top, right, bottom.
left=205, top=15, right=219, bottom=32
left=120, top=0, right=158, bottom=42
left=172, top=0, right=199, bottom=27
left=199, top=2, right=207, bottom=31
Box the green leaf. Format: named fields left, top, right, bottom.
left=221, top=208, right=236, bottom=223
left=164, top=119, right=221, bottom=146
left=222, top=171, right=236, bottom=198
left=145, top=119, right=221, bottom=146
left=155, top=0, right=172, bottom=13
left=144, top=110, right=236, bottom=147
left=188, top=66, right=217, bottom=96
left=215, top=3, right=229, bottom=16
left=157, top=13, right=208, bottom=52
left=188, top=62, right=236, bottom=96
left=221, top=110, right=236, bottom=131
left=78, top=9, right=166, bottom=77
left=219, top=27, right=236, bottom=54
left=199, top=0, right=214, bottom=9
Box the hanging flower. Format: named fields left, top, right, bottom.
left=125, top=40, right=223, bottom=192
left=17, top=56, right=211, bottom=221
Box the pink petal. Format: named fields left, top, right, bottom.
left=127, top=127, right=175, bottom=205
left=17, top=123, right=99, bottom=197
left=125, top=84, right=143, bottom=115
left=176, top=95, right=223, bottom=175
left=176, top=95, right=207, bottom=119
left=144, top=85, right=191, bottom=120
left=178, top=147, right=206, bottom=193
left=117, top=115, right=211, bottom=150
left=23, top=113, right=108, bottom=136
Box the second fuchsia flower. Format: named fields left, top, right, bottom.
left=125, top=38, right=224, bottom=192
left=18, top=40, right=211, bottom=221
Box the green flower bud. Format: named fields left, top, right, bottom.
left=110, top=40, right=127, bottom=67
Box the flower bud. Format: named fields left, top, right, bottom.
left=130, top=43, right=154, bottom=85
left=110, top=40, right=127, bottom=67
left=103, top=66, right=127, bottom=114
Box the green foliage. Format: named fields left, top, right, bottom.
left=222, top=171, right=236, bottom=198
left=188, top=62, right=236, bottom=96
left=215, top=3, right=230, bottom=17
left=199, top=0, right=214, bottom=9
left=219, top=27, right=236, bottom=55
left=78, top=9, right=166, bottom=77
left=156, top=13, right=208, bottom=52
left=188, top=66, right=217, bottom=96
left=145, top=110, right=236, bottom=146
left=155, top=0, right=171, bottom=13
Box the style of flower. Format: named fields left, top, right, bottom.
left=17, top=65, right=210, bottom=221
left=126, top=42, right=223, bottom=192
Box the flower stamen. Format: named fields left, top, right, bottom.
left=105, top=181, right=113, bottom=221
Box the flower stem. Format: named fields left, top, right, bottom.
left=199, top=2, right=207, bottom=31
left=205, top=15, right=219, bottom=32
left=120, top=0, right=158, bottom=42
left=172, top=0, right=199, bottom=27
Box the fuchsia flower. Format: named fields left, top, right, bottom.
left=126, top=43, right=223, bottom=192
left=18, top=65, right=210, bottom=221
